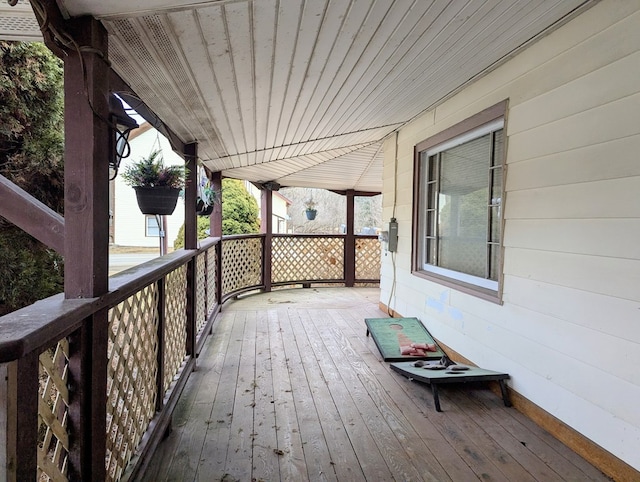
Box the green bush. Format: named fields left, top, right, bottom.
left=0, top=41, right=64, bottom=315
left=173, top=178, right=260, bottom=248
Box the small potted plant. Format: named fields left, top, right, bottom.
left=196, top=177, right=219, bottom=216
left=121, top=150, right=186, bottom=215
left=304, top=198, right=317, bottom=220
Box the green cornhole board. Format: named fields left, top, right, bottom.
left=365, top=317, right=445, bottom=362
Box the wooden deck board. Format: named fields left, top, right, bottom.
left=141, top=288, right=609, bottom=482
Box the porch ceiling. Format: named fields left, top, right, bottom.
left=3, top=0, right=592, bottom=191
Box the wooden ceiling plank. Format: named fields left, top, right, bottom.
left=253, top=0, right=278, bottom=164
left=265, top=0, right=303, bottom=155
left=225, top=0, right=258, bottom=166
left=275, top=0, right=329, bottom=154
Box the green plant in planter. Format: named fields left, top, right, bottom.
left=196, top=177, right=219, bottom=215
left=121, top=150, right=185, bottom=188
left=121, top=150, right=186, bottom=215
left=304, top=198, right=317, bottom=220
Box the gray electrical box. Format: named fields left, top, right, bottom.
left=388, top=218, right=398, bottom=252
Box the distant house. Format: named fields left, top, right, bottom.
left=110, top=123, right=291, bottom=248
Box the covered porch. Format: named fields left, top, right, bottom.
left=1, top=0, right=637, bottom=480
left=142, top=287, right=607, bottom=482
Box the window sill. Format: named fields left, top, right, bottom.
left=412, top=269, right=503, bottom=305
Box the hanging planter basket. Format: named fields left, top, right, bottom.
left=134, top=186, right=181, bottom=215
left=305, top=209, right=317, bottom=220
left=196, top=199, right=214, bottom=216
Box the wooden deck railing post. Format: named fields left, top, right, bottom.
left=156, top=278, right=166, bottom=411
left=62, top=15, right=111, bottom=481
left=261, top=187, right=273, bottom=292
left=210, top=172, right=223, bottom=307
left=4, top=353, right=38, bottom=481
left=184, top=143, right=198, bottom=359
left=345, top=190, right=356, bottom=287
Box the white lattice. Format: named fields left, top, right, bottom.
left=106, top=285, right=159, bottom=481
left=37, top=340, right=70, bottom=482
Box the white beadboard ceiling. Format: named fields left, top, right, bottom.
left=2, top=0, right=593, bottom=192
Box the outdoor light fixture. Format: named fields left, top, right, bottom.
left=109, top=93, right=139, bottom=180
left=262, top=181, right=281, bottom=191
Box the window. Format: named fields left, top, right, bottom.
left=413, top=102, right=506, bottom=299
left=145, top=215, right=160, bottom=237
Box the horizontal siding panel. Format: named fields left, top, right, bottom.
left=423, top=292, right=640, bottom=432
left=505, top=177, right=640, bottom=219
left=503, top=247, right=640, bottom=301
left=507, top=92, right=640, bottom=163
left=508, top=50, right=640, bottom=135
left=504, top=218, right=640, bottom=259
left=506, top=134, right=640, bottom=191
left=434, top=5, right=640, bottom=135
left=502, top=274, right=640, bottom=344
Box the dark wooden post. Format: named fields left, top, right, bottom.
left=261, top=187, right=273, bottom=292
left=184, top=143, right=198, bottom=251
left=184, top=143, right=197, bottom=358
left=210, top=172, right=223, bottom=305
left=156, top=278, right=166, bottom=411
left=5, top=353, right=38, bottom=481
left=209, top=171, right=223, bottom=239
left=63, top=17, right=110, bottom=481
left=345, top=189, right=356, bottom=287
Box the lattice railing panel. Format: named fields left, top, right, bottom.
left=106, top=285, right=159, bottom=482
left=206, top=247, right=217, bottom=314
left=37, top=339, right=70, bottom=482
left=196, top=252, right=207, bottom=335
left=164, top=265, right=187, bottom=392
left=222, top=237, right=262, bottom=296
left=272, top=236, right=344, bottom=283
left=355, top=237, right=381, bottom=280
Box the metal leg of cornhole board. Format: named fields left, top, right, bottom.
left=431, top=384, right=442, bottom=412
left=499, top=380, right=512, bottom=407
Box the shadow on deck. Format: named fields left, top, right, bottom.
left=142, top=287, right=607, bottom=482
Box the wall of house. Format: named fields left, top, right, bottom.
left=381, top=0, right=640, bottom=471
left=113, top=126, right=185, bottom=248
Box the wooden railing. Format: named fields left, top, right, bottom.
left=0, top=234, right=379, bottom=481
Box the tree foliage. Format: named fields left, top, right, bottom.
left=0, top=41, right=64, bottom=315
left=173, top=178, right=260, bottom=248
left=221, top=178, right=260, bottom=235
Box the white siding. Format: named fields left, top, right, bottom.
left=382, top=0, right=640, bottom=471
left=113, top=127, right=186, bottom=248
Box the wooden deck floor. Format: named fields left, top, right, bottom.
left=141, top=287, right=608, bottom=482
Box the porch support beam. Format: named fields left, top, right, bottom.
left=0, top=174, right=64, bottom=253
left=261, top=187, right=273, bottom=292
left=345, top=189, right=356, bottom=287
left=184, top=143, right=197, bottom=357
left=62, top=16, right=110, bottom=482
left=209, top=171, right=223, bottom=306
left=209, top=171, right=222, bottom=238
left=184, top=143, right=198, bottom=250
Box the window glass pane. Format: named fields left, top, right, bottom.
left=146, top=216, right=159, bottom=237
left=492, top=129, right=504, bottom=167
left=425, top=238, right=436, bottom=265
left=437, top=134, right=490, bottom=278
left=428, top=154, right=437, bottom=180
left=426, top=210, right=435, bottom=236
left=489, top=243, right=500, bottom=281
left=427, top=182, right=437, bottom=209
left=490, top=206, right=501, bottom=242
left=491, top=167, right=502, bottom=205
